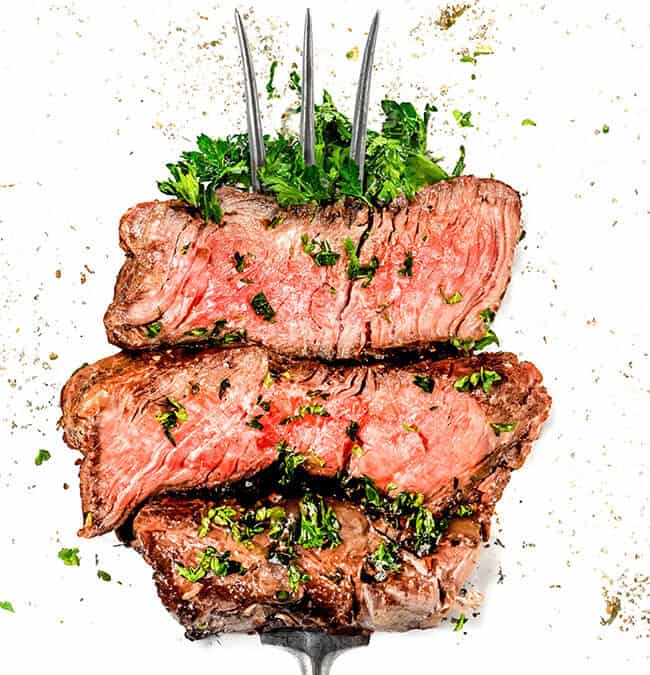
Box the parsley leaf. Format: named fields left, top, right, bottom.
left=297, top=494, right=341, bottom=549
left=344, top=237, right=379, bottom=287
left=452, top=110, right=473, bottom=128
left=440, top=288, right=463, bottom=304
left=413, top=374, right=434, bottom=393
left=35, top=449, right=51, bottom=466
left=454, top=367, right=502, bottom=393
left=491, top=422, right=516, bottom=435
left=398, top=252, right=413, bottom=277
left=452, top=144, right=466, bottom=177
left=176, top=548, right=246, bottom=582
left=158, top=162, right=223, bottom=223
left=251, top=291, right=276, bottom=321
left=301, top=234, right=341, bottom=266
left=156, top=398, right=188, bottom=446
left=266, top=60, right=280, bottom=99
left=145, top=321, right=162, bottom=338
left=0, top=601, right=14, bottom=613
left=58, top=548, right=80, bottom=566
left=521, top=118, right=537, bottom=127
left=97, top=570, right=111, bottom=582
left=368, top=541, right=401, bottom=582
left=287, top=563, right=310, bottom=593
left=453, top=613, right=468, bottom=632
left=233, top=251, right=247, bottom=273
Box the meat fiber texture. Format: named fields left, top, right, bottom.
left=104, top=177, right=521, bottom=360
left=131, top=494, right=485, bottom=636
left=60, top=346, right=551, bottom=537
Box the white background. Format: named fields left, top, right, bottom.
left=1, top=0, right=649, bottom=672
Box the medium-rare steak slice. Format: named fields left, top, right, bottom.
left=130, top=493, right=485, bottom=636
left=104, top=176, right=521, bottom=359
left=61, top=347, right=550, bottom=537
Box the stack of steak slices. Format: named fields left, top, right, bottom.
left=61, top=175, right=551, bottom=636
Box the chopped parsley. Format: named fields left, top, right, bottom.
left=450, top=307, right=499, bottom=354
left=145, top=321, right=162, bottom=338
left=398, top=251, right=413, bottom=277
left=346, top=420, right=360, bottom=441
left=246, top=415, right=264, bottom=430
left=297, top=494, right=342, bottom=549
left=453, top=109, right=473, bottom=128
left=262, top=371, right=278, bottom=388
left=413, top=374, right=434, bottom=393
left=602, top=124, right=610, bottom=134
left=35, top=449, right=51, bottom=466
left=58, top=547, right=80, bottom=566
left=456, top=504, right=474, bottom=517
left=277, top=442, right=307, bottom=486
left=280, top=402, right=331, bottom=425
left=176, top=547, right=246, bottom=582
left=180, top=242, right=191, bottom=255
left=301, top=234, right=341, bottom=267
left=402, top=422, right=418, bottom=432
left=490, top=422, right=516, bottom=435
left=0, top=601, right=14, bottom=613
left=218, top=378, right=230, bottom=399
left=251, top=291, right=276, bottom=321
left=288, top=64, right=301, bottom=94
left=184, top=327, right=209, bottom=337
left=521, top=118, right=537, bottom=127
left=453, top=613, right=468, bottom=632
left=266, top=60, right=280, bottom=99
left=97, top=570, right=112, bottom=582
left=344, top=237, right=379, bottom=287
left=287, top=563, right=310, bottom=593
left=233, top=251, right=247, bottom=272
left=369, top=541, right=401, bottom=582
left=210, top=319, right=246, bottom=345
left=351, top=444, right=365, bottom=457
left=440, top=288, right=463, bottom=304
left=454, top=367, right=502, bottom=394
left=155, top=397, right=188, bottom=446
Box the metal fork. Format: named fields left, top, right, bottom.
left=234, top=12, right=379, bottom=672
left=235, top=8, right=380, bottom=190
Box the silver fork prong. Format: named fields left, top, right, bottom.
left=235, top=9, right=265, bottom=192
left=350, top=10, right=380, bottom=186
left=300, top=8, right=316, bottom=166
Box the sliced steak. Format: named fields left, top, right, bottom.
left=105, top=176, right=521, bottom=359
left=130, top=494, right=484, bottom=636
left=61, top=347, right=550, bottom=537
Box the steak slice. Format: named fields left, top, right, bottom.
left=104, top=176, right=521, bottom=359
left=130, top=494, right=485, bottom=636
left=61, top=347, right=551, bottom=537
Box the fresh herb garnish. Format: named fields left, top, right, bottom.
left=161, top=91, right=450, bottom=212
left=209, top=319, right=246, bottom=345
left=280, top=402, right=331, bottom=426
left=413, top=374, right=434, bottom=393
left=402, top=422, right=418, bottom=432
left=521, top=118, right=537, bottom=127
left=218, top=378, right=230, bottom=399
left=246, top=415, right=264, bottom=431
left=156, top=397, right=188, bottom=446
left=145, top=321, right=162, bottom=338
left=180, top=242, right=191, bottom=255
left=346, top=420, right=360, bottom=441
left=398, top=251, right=414, bottom=277
left=263, top=371, right=278, bottom=388
left=184, top=327, right=209, bottom=337
left=452, top=144, right=466, bottom=177
left=58, top=548, right=80, bottom=566
left=450, top=307, right=499, bottom=354
left=288, top=64, right=301, bottom=94
left=233, top=251, right=247, bottom=273
left=456, top=504, right=474, bottom=517
left=368, top=541, right=401, bottom=582
left=490, top=422, right=516, bottom=435
left=251, top=291, right=276, bottom=321
left=287, top=563, right=310, bottom=593
left=454, top=367, right=502, bottom=394
left=277, top=442, right=307, bottom=486
left=297, top=494, right=342, bottom=549
left=158, top=162, right=223, bottom=223
left=344, top=237, right=380, bottom=287
left=176, top=547, right=246, bottom=582
left=301, top=234, right=341, bottom=267
left=266, top=60, right=280, bottom=99
left=97, top=570, right=111, bottom=582
left=440, top=288, right=463, bottom=304
left=256, top=396, right=271, bottom=412
left=453, top=613, right=468, bottom=632
left=453, top=109, right=473, bottom=128
left=35, top=449, right=51, bottom=466
left=0, top=600, right=14, bottom=613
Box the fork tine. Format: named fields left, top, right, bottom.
left=235, top=9, right=265, bottom=192
left=350, top=10, right=380, bottom=186
left=300, top=9, right=316, bottom=166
